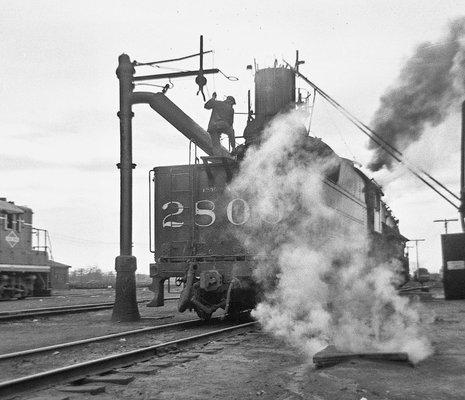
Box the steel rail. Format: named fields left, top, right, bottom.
left=0, top=298, right=179, bottom=322
left=0, top=302, right=122, bottom=316
left=0, top=318, right=200, bottom=361
left=0, top=321, right=257, bottom=398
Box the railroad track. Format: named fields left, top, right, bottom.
left=0, top=317, right=201, bottom=361
left=0, top=297, right=179, bottom=322
left=0, top=318, right=257, bottom=398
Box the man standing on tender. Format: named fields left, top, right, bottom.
left=204, top=92, right=236, bottom=155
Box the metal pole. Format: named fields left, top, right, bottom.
left=415, top=243, right=419, bottom=270
left=460, top=100, right=465, bottom=232
left=112, top=54, right=140, bottom=322
left=433, top=218, right=458, bottom=234
left=199, top=35, right=203, bottom=71
left=408, top=239, right=425, bottom=275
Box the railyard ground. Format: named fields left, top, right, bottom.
left=2, top=286, right=465, bottom=399
left=0, top=286, right=177, bottom=312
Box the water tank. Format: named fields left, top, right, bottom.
left=254, top=67, right=295, bottom=123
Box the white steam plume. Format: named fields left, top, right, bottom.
left=229, top=111, right=432, bottom=364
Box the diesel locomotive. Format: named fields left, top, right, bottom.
left=146, top=65, right=409, bottom=320
left=0, top=198, right=70, bottom=299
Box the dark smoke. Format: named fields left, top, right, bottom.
left=368, top=17, right=465, bottom=171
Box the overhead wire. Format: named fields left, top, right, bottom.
left=218, top=70, right=239, bottom=81
left=148, top=64, right=186, bottom=72
left=308, top=87, right=317, bottom=134
left=133, top=50, right=213, bottom=66
left=321, top=95, right=358, bottom=163
left=283, top=60, right=460, bottom=209
left=310, top=80, right=460, bottom=201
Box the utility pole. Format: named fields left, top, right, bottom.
left=460, top=100, right=465, bottom=232
left=433, top=218, right=458, bottom=234
left=405, top=244, right=413, bottom=258
left=405, top=244, right=413, bottom=277
left=408, top=239, right=425, bottom=273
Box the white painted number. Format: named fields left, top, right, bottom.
left=162, top=201, right=184, bottom=228
left=226, top=198, right=250, bottom=225
left=195, top=200, right=216, bottom=227
left=161, top=198, right=278, bottom=228
left=262, top=208, right=283, bottom=224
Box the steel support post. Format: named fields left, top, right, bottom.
left=460, top=101, right=465, bottom=232
left=112, top=54, right=140, bottom=322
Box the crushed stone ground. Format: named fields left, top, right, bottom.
left=8, top=287, right=465, bottom=400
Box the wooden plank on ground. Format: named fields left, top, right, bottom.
left=313, top=345, right=410, bottom=368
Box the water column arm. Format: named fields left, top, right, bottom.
left=131, top=91, right=231, bottom=158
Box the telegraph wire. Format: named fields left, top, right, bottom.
left=284, top=60, right=460, bottom=209
left=133, top=50, right=213, bottom=66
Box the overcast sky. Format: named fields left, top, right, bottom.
left=2, top=1, right=464, bottom=274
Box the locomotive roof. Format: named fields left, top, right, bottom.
left=49, top=260, right=72, bottom=269
left=351, top=166, right=385, bottom=196
left=0, top=264, right=50, bottom=273
left=0, top=199, right=24, bottom=214
left=305, top=136, right=337, bottom=158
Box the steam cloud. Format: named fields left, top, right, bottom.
left=368, top=17, right=465, bottom=171
left=229, top=111, right=432, bottom=363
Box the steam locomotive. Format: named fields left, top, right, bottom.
left=147, top=66, right=408, bottom=320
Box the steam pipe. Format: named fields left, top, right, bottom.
left=178, top=263, right=196, bottom=313
left=131, top=91, right=230, bottom=157
left=461, top=101, right=465, bottom=232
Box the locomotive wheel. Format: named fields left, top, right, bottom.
left=225, top=302, right=248, bottom=321
left=195, top=308, right=212, bottom=321
left=0, top=289, right=11, bottom=300
left=225, top=303, right=241, bottom=321
left=18, top=285, right=28, bottom=300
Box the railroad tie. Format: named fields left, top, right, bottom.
left=84, top=374, right=135, bottom=385
left=58, top=384, right=106, bottom=394
left=117, top=365, right=159, bottom=375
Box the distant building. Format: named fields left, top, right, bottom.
left=49, top=260, right=71, bottom=289
left=0, top=197, right=71, bottom=297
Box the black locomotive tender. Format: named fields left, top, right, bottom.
left=147, top=66, right=408, bottom=320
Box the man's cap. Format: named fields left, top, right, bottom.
left=226, top=96, right=236, bottom=105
